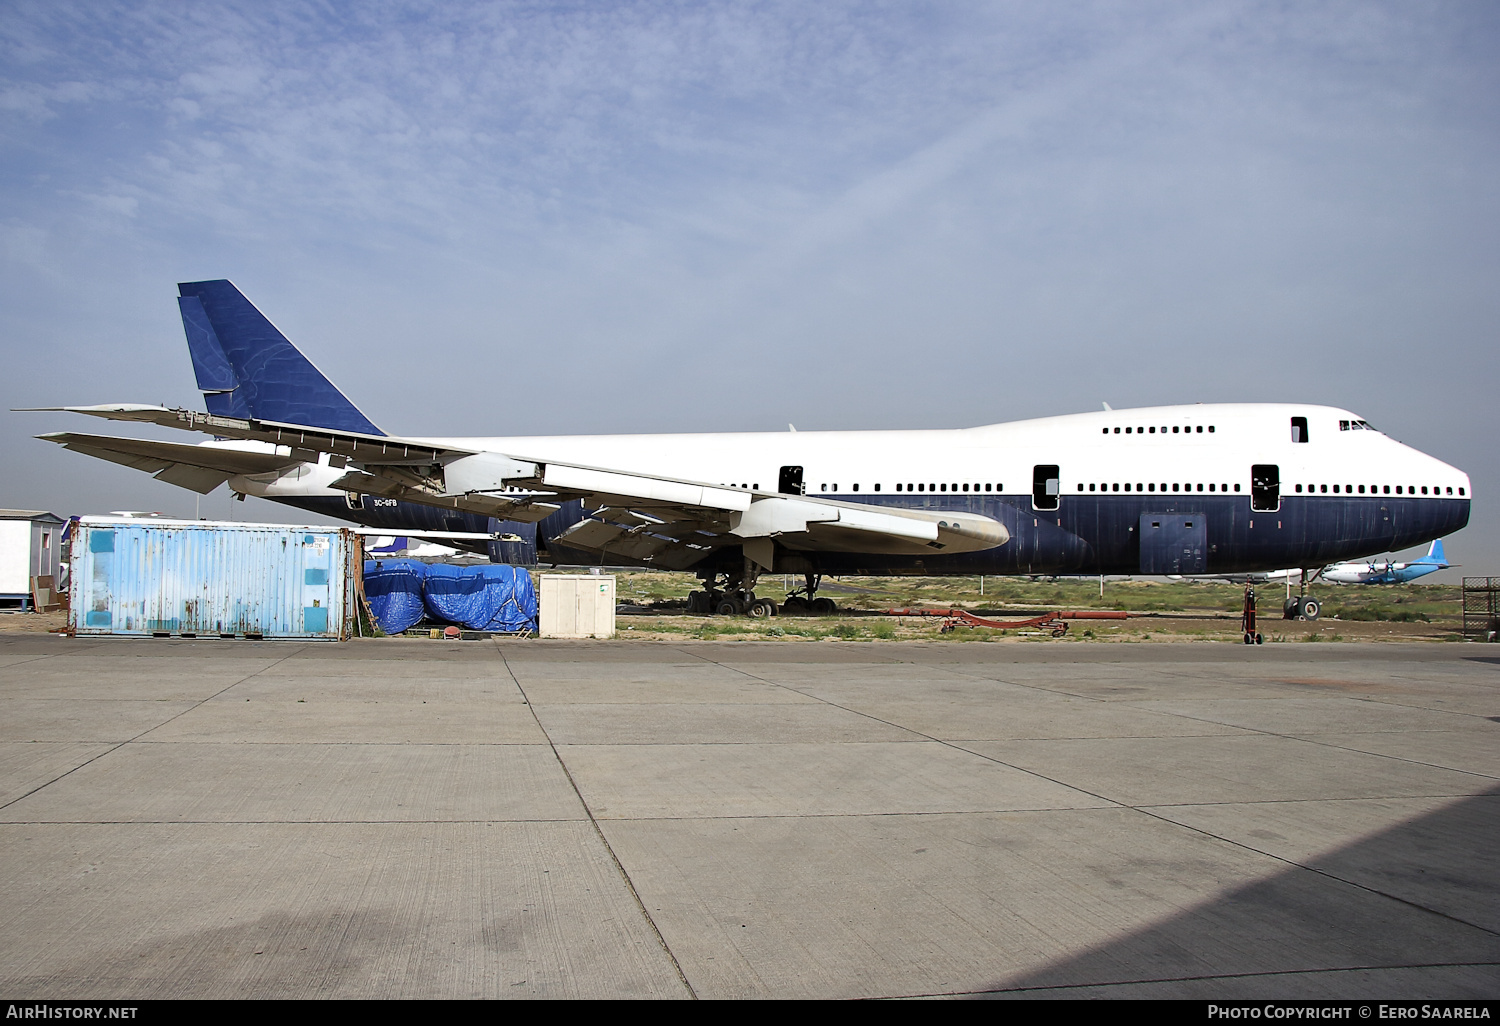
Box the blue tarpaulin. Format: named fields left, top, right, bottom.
left=363, top=559, right=428, bottom=635
left=422, top=564, right=538, bottom=633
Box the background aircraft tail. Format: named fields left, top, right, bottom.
left=176, top=280, right=384, bottom=436
left=1419, top=539, right=1449, bottom=567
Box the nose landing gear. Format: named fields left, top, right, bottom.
left=1281, top=570, right=1321, bottom=621
left=779, top=573, right=837, bottom=616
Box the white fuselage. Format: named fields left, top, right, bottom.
left=233, top=402, right=1468, bottom=504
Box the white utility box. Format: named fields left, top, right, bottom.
left=539, top=574, right=616, bottom=638
left=0, top=510, right=67, bottom=610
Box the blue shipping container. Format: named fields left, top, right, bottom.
left=69, top=518, right=356, bottom=639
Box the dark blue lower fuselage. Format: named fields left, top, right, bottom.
left=277, top=491, right=1468, bottom=576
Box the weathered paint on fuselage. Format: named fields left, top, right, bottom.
left=242, top=402, right=1471, bottom=575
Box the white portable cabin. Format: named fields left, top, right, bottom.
left=0, top=510, right=67, bottom=610
left=539, top=575, right=616, bottom=639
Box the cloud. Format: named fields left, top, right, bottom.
left=1, top=0, right=1498, bottom=562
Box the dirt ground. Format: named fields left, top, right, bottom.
left=607, top=609, right=1457, bottom=644
left=0, top=609, right=68, bottom=635
left=5, top=603, right=1462, bottom=645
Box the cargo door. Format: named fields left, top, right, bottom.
left=779, top=466, right=804, bottom=496
left=1139, top=514, right=1207, bottom=574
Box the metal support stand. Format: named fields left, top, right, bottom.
left=1242, top=586, right=1263, bottom=645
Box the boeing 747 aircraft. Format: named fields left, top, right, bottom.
left=33, top=281, right=1472, bottom=614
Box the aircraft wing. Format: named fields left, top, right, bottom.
left=36, top=430, right=301, bottom=495
left=39, top=404, right=1010, bottom=566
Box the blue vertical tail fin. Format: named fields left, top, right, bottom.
left=1420, top=539, right=1448, bottom=566
left=176, top=280, right=384, bottom=436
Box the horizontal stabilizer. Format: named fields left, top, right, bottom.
left=38, top=432, right=299, bottom=494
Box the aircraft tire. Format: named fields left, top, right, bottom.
left=716, top=600, right=740, bottom=616
left=686, top=591, right=708, bottom=615
left=1300, top=598, right=1321, bottom=621
left=748, top=599, right=776, bottom=618
left=812, top=597, right=837, bottom=615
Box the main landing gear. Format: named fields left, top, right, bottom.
left=685, top=569, right=838, bottom=617
left=686, top=562, right=778, bottom=618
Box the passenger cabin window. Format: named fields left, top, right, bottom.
left=1251, top=465, right=1280, bottom=512
left=1291, top=417, right=1309, bottom=443
left=1032, top=465, right=1060, bottom=511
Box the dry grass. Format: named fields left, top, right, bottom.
left=604, top=570, right=1461, bottom=644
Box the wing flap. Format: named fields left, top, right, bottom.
left=152, top=464, right=235, bottom=493
left=553, top=513, right=726, bottom=569
left=542, top=465, right=751, bottom=513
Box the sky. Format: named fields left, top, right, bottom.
left=2, top=1, right=1497, bottom=579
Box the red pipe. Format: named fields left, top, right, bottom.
left=882, top=608, right=1128, bottom=633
